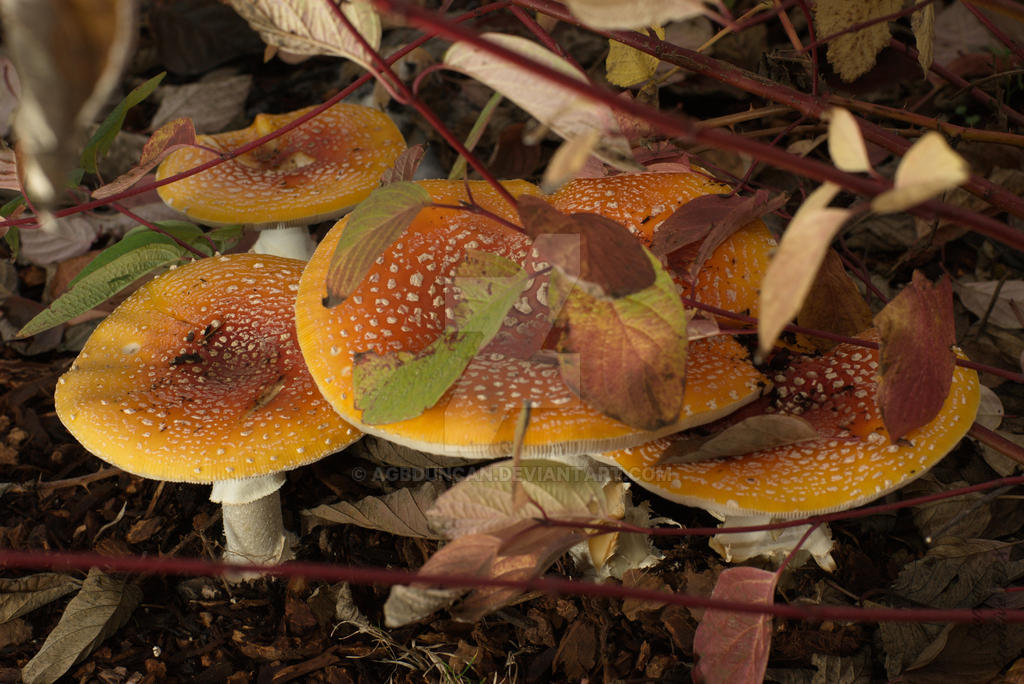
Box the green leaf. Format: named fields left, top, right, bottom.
left=18, top=242, right=182, bottom=337
left=353, top=255, right=530, bottom=424
left=206, top=224, right=243, bottom=251
left=3, top=225, right=18, bottom=259
left=68, top=225, right=200, bottom=290
left=548, top=249, right=688, bottom=430
left=324, top=182, right=432, bottom=307
left=80, top=72, right=166, bottom=175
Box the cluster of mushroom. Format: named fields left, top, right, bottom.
left=54, top=101, right=981, bottom=572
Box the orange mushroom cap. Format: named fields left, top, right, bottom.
left=56, top=254, right=361, bottom=483
left=295, top=179, right=768, bottom=458
left=592, top=331, right=981, bottom=518
left=155, top=103, right=406, bottom=226
left=549, top=173, right=777, bottom=321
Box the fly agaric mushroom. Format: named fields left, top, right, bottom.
left=156, top=102, right=406, bottom=259
left=591, top=331, right=980, bottom=517
left=295, top=179, right=768, bottom=458
left=55, top=254, right=361, bottom=565
left=549, top=173, right=777, bottom=321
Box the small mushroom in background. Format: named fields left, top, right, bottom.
left=155, top=102, right=407, bottom=260
left=293, top=177, right=769, bottom=460
left=55, top=254, right=362, bottom=567
left=592, top=331, right=981, bottom=569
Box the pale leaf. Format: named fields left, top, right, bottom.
left=302, top=481, right=446, bottom=539
left=227, top=0, right=381, bottom=70
left=566, top=0, right=710, bottom=30
left=955, top=280, right=1024, bottom=330
left=912, top=4, right=935, bottom=74
left=872, top=132, right=970, bottom=213
left=21, top=568, right=141, bottom=684
left=692, top=566, right=777, bottom=684
left=976, top=385, right=1004, bottom=431
left=444, top=33, right=636, bottom=170
left=540, top=129, right=601, bottom=193
left=1, top=0, right=135, bottom=208
left=659, top=414, right=818, bottom=464
left=757, top=183, right=851, bottom=356
left=827, top=107, right=871, bottom=173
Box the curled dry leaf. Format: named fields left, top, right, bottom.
left=826, top=107, right=871, bottom=173
left=758, top=182, right=852, bottom=356
left=444, top=33, right=636, bottom=170
left=1, top=0, right=135, bottom=209
left=0, top=574, right=82, bottom=623
left=710, top=516, right=836, bottom=571
left=692, top=566, right=776, bottom=684
left=566, top=0, right=710, bottom=30
left=92, top=118, right=197, bottom=199
left=226, top=0, right=381, bottom=70
left=874, top=271, right=956, bottom=440
left=872, top=132, right=970, bottom=213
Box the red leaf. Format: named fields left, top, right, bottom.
left=650, top=189, right=786, bottom=267
left=874, top=271, right=956, bottom=440
left=517, top=195, right=654, bottom=298
left=693, top=567, right=777, bottom=684
left=92, top=118, right=196, bottom=199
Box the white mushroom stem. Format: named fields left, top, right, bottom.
left=249, top=224, right=316, bottom=261
left=210, top=473, right=296, bottom=566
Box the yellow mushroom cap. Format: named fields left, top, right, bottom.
left=549, top=173, right=777, bottom=321
left=55, top=254, right=361, bottom=483
left=592, top=332, right=981, bottom=518
left=155, top=103, right=406, bottom=226
left=295, top=179, right=768, bottom=458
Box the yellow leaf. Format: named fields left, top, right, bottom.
left=826, top=107, right=871, bottom=173
left=606, top=26, right=665, bottom=87
left=758, top=183, right=852, bottom=356
left=814, top=0, right=901, bottom=82
left=911, top=4, right=935, bottom=75
left=872, top=132, right=970, bottom=213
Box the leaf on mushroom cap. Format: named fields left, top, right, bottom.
left=549, top=173, right=777, bottom=322
left=592, top=331, right=980, bottom=518
left=295, top=179, right=768, bottom=459
left=155, top=102, right=406, bottom=227
left=55, top=254, right=361, bottom=483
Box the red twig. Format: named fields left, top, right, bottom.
left=3, top=548, right=1024, bottom=623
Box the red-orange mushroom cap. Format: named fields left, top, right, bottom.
left=155, top=103, right=406, bottom=227
left=592, top=331, right=981, bottom=518
left=55, top=254, right=361, bottom=483
left=295, top=179, right=768, bottom=458
left=549, top=173, right=777, bottom=321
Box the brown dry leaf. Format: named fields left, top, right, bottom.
left=814, top=0, right=901, bottom=82
left=911, top=4, right=935, bottom=75
left=226, top=0, right=381, bottom=70
left=659, top=414, right=817, bottom=465
left=0, top=574, right=82, bottom=623
left=149, top=71, right=252, bottom=132
left=1, top=0, right=136, bottom=209
left=302, top=481, right=446, bottom=539
left=20, top=568, right=141, bottom=684
left=693, top=566, right=776, bottom=684
left=874, top=271, right=955, bottom=440
left=553, top=619, right=598, bottom=679
left=758, top=182, right=852, bottom=356
left=827, top=107, right=871, bottom=173
left=893, top=538, right=1023, bottom=609
left=955, top=280, right=1024, bottom=329
left=379, top=144, right=426, bottom=185
left=872, top=132, right=970, bottom=213
left=811, top=650, right=873, bottom=684
left=795, top=249, right=875, bottom=352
